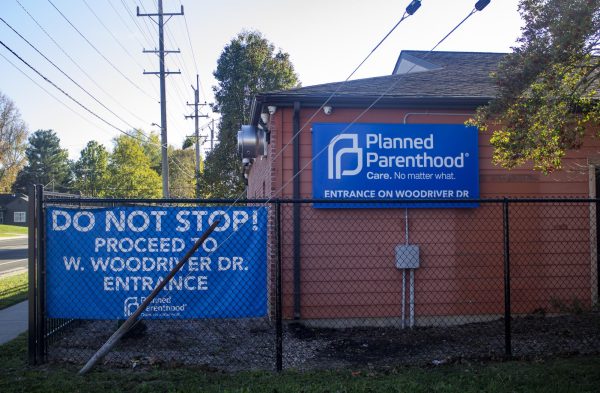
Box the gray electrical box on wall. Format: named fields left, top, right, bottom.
left=395, top=245, right=420, bottom=269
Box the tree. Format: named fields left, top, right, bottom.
left=105, top=134, right=162, bottom=198
left=201, top=30, right=300, bottom=197
left=0, top=92, right=27, bottom=192
left=169, top=148, right=197, bottom=198
left=73, top=141, right=109, bottom=197
left=139, top=130, right=161, bottom=175
left=13, top=129, right=71, bottom=192
left=471, top=0, right=600, bottom=173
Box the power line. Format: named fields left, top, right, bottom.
left=0, top=36, right=195, bottom=181
left=133, top=0, right=159, bottom=45
left=0, top=16, right=140, bottom=133
left=182, top=10, right=199, bottom=78
left=140, top=1, right=193, bottom=108
left=183, top=10, right=206, bottom=102
left=117, top=0, right=155, bottom=47
left=173, top=0, right=483, bottom=300
left=182, top=11, right=208, bottom=103
left=250, top=1, right=424, bottom=195
left=136, top=0, right=193, bottom=139
left=0, top=39, right=145, bottom=142
left=14, top=0, right=151, bottom=126
left=0, top=51, right=121, bottom=144
left=268, top=2, right=489, bottom=202
left=46, top=0, right=155, bottom=101
left=163, top=23, right=212, bottom=131
left=107, top=0, right=152, bottom=50
left=112, top=0, right=189, bottom=133
left=82, top=0, right=158, bottom=96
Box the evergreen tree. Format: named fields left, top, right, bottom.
left=73, top=141, right=109, bottom=197
left=200, top=31, right=300, bottom=197
left=13, top=129, right=71, bottom=192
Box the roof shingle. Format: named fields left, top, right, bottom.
left=260, top=50, right=506, bottom=100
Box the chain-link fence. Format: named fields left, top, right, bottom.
left=28, top=190, right=600, bottom=370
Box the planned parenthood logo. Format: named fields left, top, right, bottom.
left=327, top=134, right=363, bottom=179
left=123, top=295, right=189, bottom=318
left=313, top=123, right=480, bottom=207
left=123, top=296, right=140, bottom=317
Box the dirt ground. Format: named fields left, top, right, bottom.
left=47, top=311, right=600, bottom=372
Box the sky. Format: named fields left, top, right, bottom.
left=0, top=0, right=524, bottom=160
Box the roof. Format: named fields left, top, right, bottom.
left=251, top=50, right=507, bottom=124
left=0, top=194, right=27, bottom=207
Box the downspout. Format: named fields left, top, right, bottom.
left=292, top=101, right=302, bottom=319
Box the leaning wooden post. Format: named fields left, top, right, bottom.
left=78, top=220, right=221, bottom=375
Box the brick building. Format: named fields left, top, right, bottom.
left=239, top=51, right=599, bottom=325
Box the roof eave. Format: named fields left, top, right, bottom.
left=251, top=94, right=492, bottom=125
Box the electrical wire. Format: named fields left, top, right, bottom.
left=0, top=39, right=143, bottom=141
left=46, top=0, right=155, bottom=101
left=0, top=17, right=141, bottom=133
left=118, top=0, right=156, bottom=48
left=268, top=5, right=483, bottom=202
left=133, top=0, right=159, bottom=45
left=163, top=1, right=433, bottom=289
left=0, top=51, right=122, bottom=143
left=0, top=38, right=194, bottom=181
left=14, top=0, right=151, bottom=126
left=82, top=0, right=159, bottom=96
left=135, top=0, right=191, bottom=145
left=107, top=0, right=154, bottom=51
left=7, top=2, right=195, bottom=181
left=245, top=4, right=427, bottom=191
left=106, top=0, right=160, bottom=89
left=182, top=9, right=207, bottom=101
left=248, top=4, right=420, bottom=198
left=169, top=2, right=491, bottom=301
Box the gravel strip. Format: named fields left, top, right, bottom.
left=47, top=311, right=600, bottom=371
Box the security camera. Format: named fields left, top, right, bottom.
left=323, top=105, right=333, bottom=115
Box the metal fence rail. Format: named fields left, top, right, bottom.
left=28, top=192, right=600, bottom=370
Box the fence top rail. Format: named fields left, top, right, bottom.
left=42, top=197, right=600, bottom=205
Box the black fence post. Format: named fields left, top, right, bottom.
left=35, top=184, right=46, bottom=362
left=502, top=198, right=512, bottom=358
left=27, top=185, right=37, bottom=365
left=275, top=201, right=283, bottom=372
left=596, top=197, right=600, bottom=301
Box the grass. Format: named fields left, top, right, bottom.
left=0, top=334, right=599, bottom=392
left=0, top=272, right=28, bottom=310
left=0, top=224, right=27, bottom=238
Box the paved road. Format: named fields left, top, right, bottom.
left=0, top=237, right=28, bottom=275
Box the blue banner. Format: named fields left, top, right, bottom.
left=46, top=206, right=267, bottom=319
left=312, top=123, right=479, bottom=208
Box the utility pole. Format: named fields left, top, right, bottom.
left=138, top=0, right=183, bottom=198
left=185, top=74, right=208, bottom=198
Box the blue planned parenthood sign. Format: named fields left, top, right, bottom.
left=46, top=206, right=267, bottom=319
left=312, top=123, right=479, bottom=208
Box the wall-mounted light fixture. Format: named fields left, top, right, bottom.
left=267, top=105, right=277, bottom=115
left=323, top=105, right=333, bottom=115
